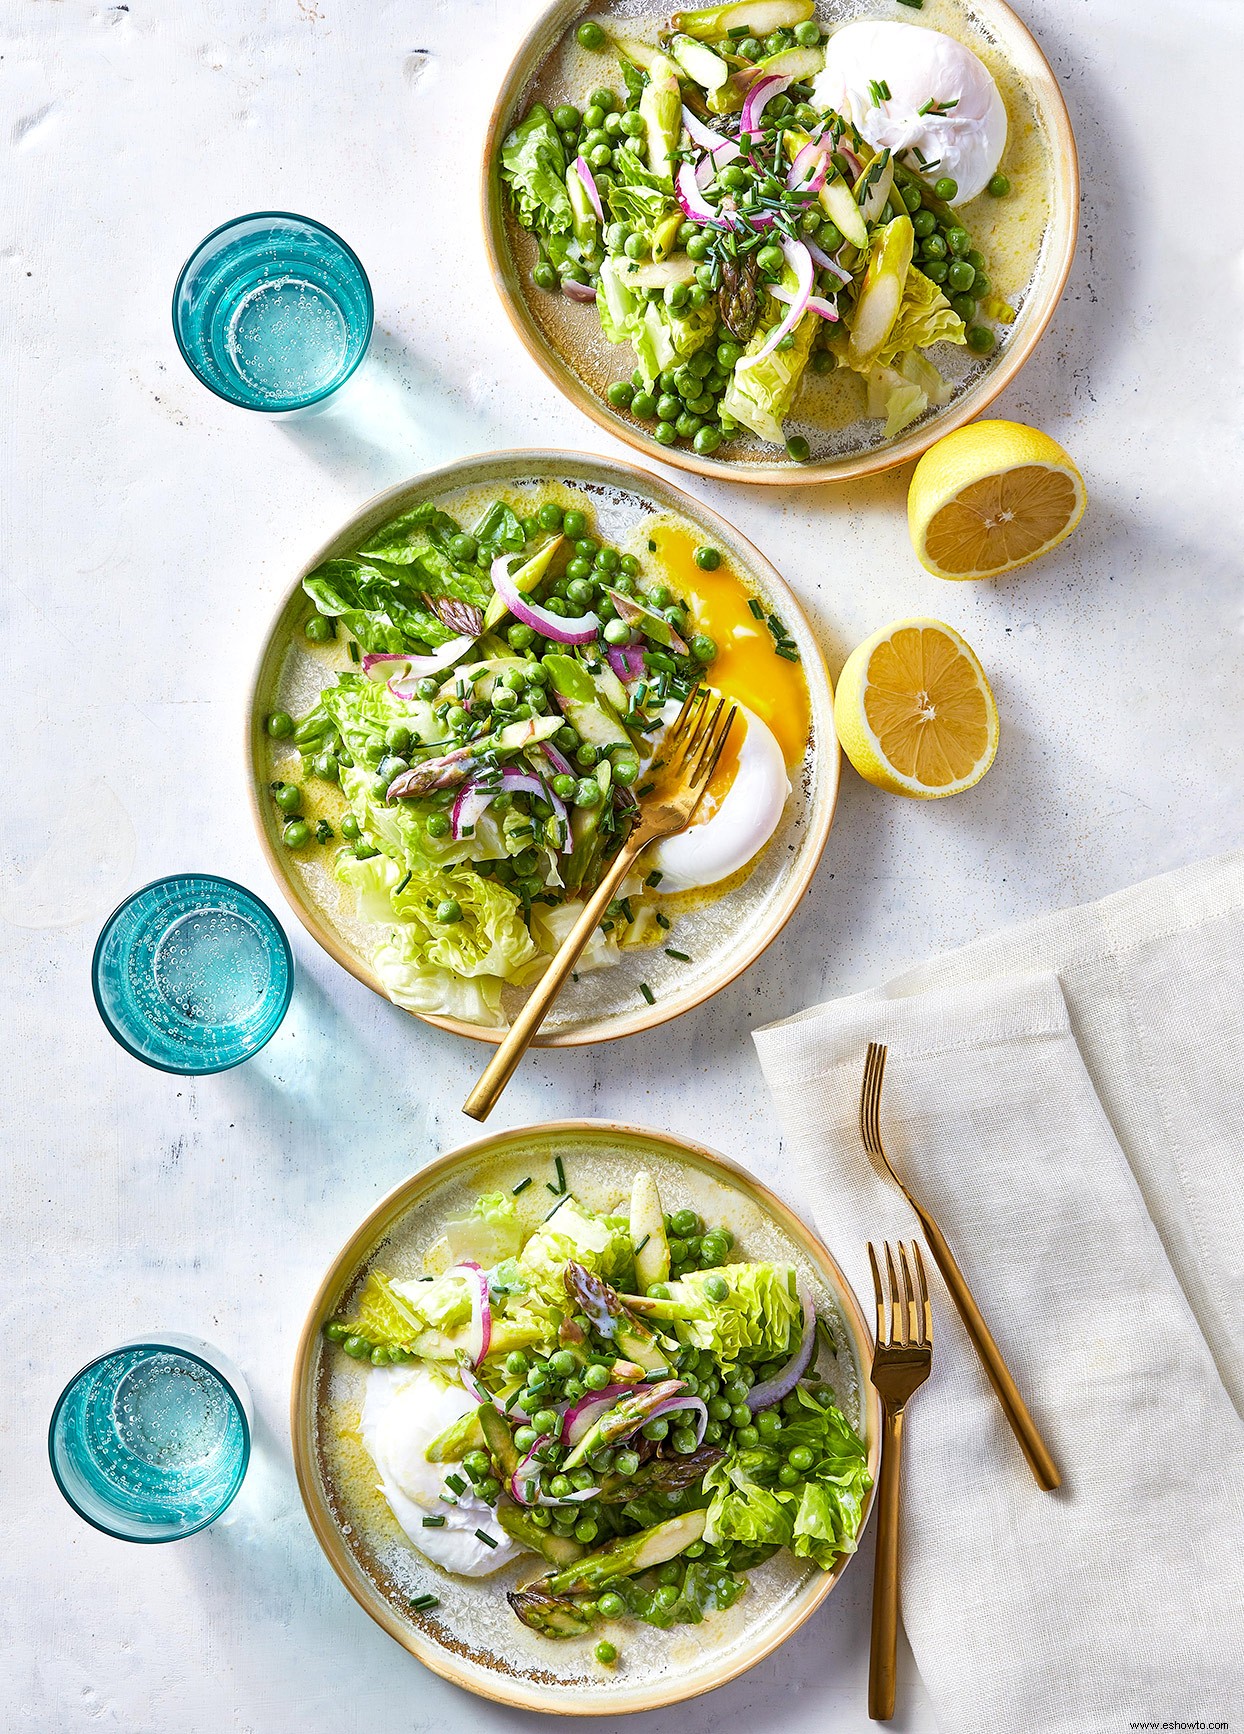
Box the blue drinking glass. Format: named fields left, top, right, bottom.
left=172, top=212, right=373, bottom=411
left=92, top=874, right=293, bottom=1074
left=49, top=1338, right=252, bottom=1543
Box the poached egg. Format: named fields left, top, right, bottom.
left=360, top=1362, right=518, bottom=1576
left=813, top=21, right=1007, bottom=204
left=646, top=700, right=790, bottom=893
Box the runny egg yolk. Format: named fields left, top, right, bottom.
left=648, top=523, right=811, bottom=814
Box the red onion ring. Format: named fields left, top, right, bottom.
left=739, top=74, right=791, bottom=137
left=450, top=766, right=570, bottom=851
left=561, top=278, right=598, bottom=304
left=769, top=282, right=839, bottom=321
left=746, top=1279, right=817, bottom=1412
left=741, top=236, right=814, bottom=369
left=572, top=154, right=605, bottom=223
left=676, top=160, right=726, bottom=228
left=806, top=238, right=853, bottom=283
left=490, top=553, right=599, bottom=646
left=642, top=1394, right=708, bottom=1446
left=446, top=1261, right=491, bottom=1367
left=606, top=643, right=646, bottom=683
left=562, top=1384, right=637, bottom=1447
left=787, top=139, right=831, bottom=195
left=681, top=105, right=740, bottom=168
left=362, top=640, right=478, bottom=698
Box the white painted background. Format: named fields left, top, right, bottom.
left=2, top=1, right=1241, bottom=1729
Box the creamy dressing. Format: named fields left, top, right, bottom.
left=360, top=1363, right=518, bottom=1576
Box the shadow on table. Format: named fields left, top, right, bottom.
left=278, top=326, right=504, bottom=494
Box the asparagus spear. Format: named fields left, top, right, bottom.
left=507, top=1583, right=595, bottom=1637
left=545, top=1510, right=709, bottom=1594
left=562, top=1379, right=689, bottom=1472
left=495, top=1498, right=585, bottom=1568
left=563, top=1261, right=672, bottom=1372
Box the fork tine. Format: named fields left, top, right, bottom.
left=660, top=685, right=707, bottom=772
left=690, top=699, right=736, bottom=790
left=867, top=1242, right=887, bottom=1346
left=859, top=1042, right=888, bottom=1153
left=883, top=1242, right=906, bottom=1346
left=897, top=1243, right=917, bottom=1346
left=912, top=1241, right=932, bottom=1347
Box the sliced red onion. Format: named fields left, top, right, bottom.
left=770, top=282, right=839, bottom=321
left=787, top=139, right=831, bottom=195
left=561, top=278, right=598, bottom=304
left=446, top=1261, right=491, bottom=1367
left=562, top=1384, right=636, bottom=1447
left=642, top=1394, right=708, bottom=1446
left=540, top=741, right=575, bottom=780
left=362, top=640, right=477, bottom=697
left=451, top=767, right=568, bottom=850
left=676, top=160, right=726, bottom=228
left=746, top=1279, right=816, bottom=1412
left=681, top=105, right=740, bottom=168
left=694, top=154, right=716, bottom=193
left=572, top=154, right=605, bottom=223
left=739, top=74, right=790, bottom=137
left=741, top=236, right=814, bottom=370
left=806, top=238, right=853, bottom=283
left=606, top=643, right=647, bottom=683
left=490, top=553, right=599, bottom=646
left=510, top=1436, right=601, bottom=1507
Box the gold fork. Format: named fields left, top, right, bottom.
left=868, top=1240, right=933, bottom=1723
left=462, top=687, right=737, bottom=1121
left=860, top=1042, right=1060, bottom=1491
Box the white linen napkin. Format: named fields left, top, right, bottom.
left=753, top=851, right=1244, bottom=1734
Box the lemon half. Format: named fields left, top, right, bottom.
left=908, top=420, right=1086, bottom=580
left=835, top=618, right=999, bottom=799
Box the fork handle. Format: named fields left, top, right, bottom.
left=915, top=1208, right=1061, bottom=1491
left=868, top=1403, right=904, bottom=1721
left=462, top=830, right=649, bottom=1122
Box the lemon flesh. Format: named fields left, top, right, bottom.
left=908, top=420, right=1086, bottom=579
left=834, top=617, right=998, bottom=799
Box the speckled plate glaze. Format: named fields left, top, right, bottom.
left=483, top=0, right=1078, bottom=484
left=247, top=450, right=838, bottom=1046
left=291, top=1121, right=881, bottom=1715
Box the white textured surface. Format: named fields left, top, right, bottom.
left=1, top=2, right=1240, bottom=1731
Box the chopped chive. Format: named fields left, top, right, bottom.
left=639, top=983, right=655, bottom=1006
left=422, top=1515, right=446, bottom=1528
left=747, top=598, right=764, bottom=619
left=776, top=645, right=801, bottom=661
left=645, top=870, right=663, bottom=888
left=445, top=1473, right=466, bottom=1496
left=512, top=1176, right=533, bottom=1196
left=897, top=0, right=923, bottom=8
left=547, top=1182, right=560, bottom=1195
left=475, top=1529, right=498, bottom=1548
left=411, top=1593, right=440, bottom=1610
left=619, top=898, right=633, bottom=922
left=644, top=1367, right=668, bottom=1382
left=554, top=1154, right=567, bottom=1194
left=637, top=781, right=655, bottom=797
left=665, top=948, right=691, bottom=963
left=648, top=538, right=656, bottom=552
left=655, top=912, right=671, bottom=931
left=394, top=869, right=412, bottom=896
left=634, top=1233, right=650, bottom=1256
left=347, top=640, right=360, bottom=663
left=545, top=1194, right=570, bottom=1222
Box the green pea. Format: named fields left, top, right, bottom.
left=693, top=425, right=722, bottom=456
left=312, top=752, right=339, bottom=783
left=532, top=1406, right=559, bottom=1436
left=505, top=1350, right=529, bottom=1377
left=719, top=163, right=749, bottom=192
left=675, top=411, right=701, bottom=440
left=514, top=1425, right=539, bottom=1453
left=786, top=434, right=810, bottom=462
left=947, top=259, right=976, bottom=293
left=602, top=618, right=632, bottom=646
left=537, top=502, right=564, bottom=533
left=533, top=260, right=558, bottom=292
left=598, top=1591, right=625, bottom=1618
left=274, top=782, right=301, bottom=814
left=566, top=555, right=592, bottom=582
left=340, top=813, right=361, bottom=840
left=664, top=281, right=688, bottom=310
left=566, top=578, right=596, bottom=609
left=549, top=1349, right=577, bottom=1377
left=787, top=1444, right=815, bottom=1473
left=922, top=260, right=949, bottom=284
left=756, top=242, right=785, bottom=275
left=708, top=1395, right=732, bottom=1421
left=631, top=389, right=657, bottom=419
left=562, top=508, right=587, bottom=540
left=304, top=613, right=334, bottom=643
left=607, top=379, right=635, bottom=409
left=920, top=232, right=947, bottom=259
left=589, top=85, right=615, bottom=113
left=417, top=676, right=439, bottom=699
left=945, top=227, right=970, bottom=257
left=934, top=175, right=959, bottom=201
left=554, top=724, right=579, bottom=751
left=686, top=232, right=711, bottom=262
left=966, top=324, right=995, bottom=354
left=581, top=1362, right=608, bottom=1392
left=654, top=420, right=678, bottom=446
left=419, top=811, right=447, bottom=840
left=912, top=208, right=936, bottom=239
left=756, top=1409, right=782, bottom=1438
left=655, top=393, right=681, bottom=423
left=951, top=292, right=977, bottom=323
left=988, top=172, right=1011, bottom=197
left=735, top=1423, right=760, bottom=1448
left=689, top=633, right=717, bottom=664
left=736, top=34, right=761, bottom=60
left=594, top=546, right=620, bottom=574
left=266, top=710, right=293, bottom=738
left=603, top=111, right=624, bottom=139
left=615, top=1448, right=643, bottom=1479
left=588, top=143, right=612, bottom=170
left=341, top=1334, right=369, bottom=1359
left=548, top=772, right=575, bottom=801
left=686, top=283, right=709, bottom=309
left=620, top=108, right=645, bottom=137
left=576, top=18, right=605, bottom=48
left=582, top=104, right=604, bottom=132
left=672, top=1425, right=698, bottom=1455
left=477, top=1477, right=500, bottom=1504
left=282, top=819, right=311, bottom=848
left=777, top=1462, right=801, bottom=1487
left=574, top=778, right=603, bottom=808
left=450, top=532, right=477, bottom=563
left=972, top=272, right=992, bottom=298
left=552, top=103, right=581, bottom=132
left=669, top=1208, right=698, bottom=1236
left=641, top=1417, right=669, bottom=1441
left=595, top=1640, right=618, bottom=1665
left=793, top=18, right=821, bottom=45
left=463, top=1449, right=491, bottom=1482
left=570, top=1465, right=596, bottom=1491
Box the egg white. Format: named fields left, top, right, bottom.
left=360, top=1363, right=519, bottom=1576
left=814, top=21, right=1007, bottom=204
left=647, top=701, right=790, bottom=894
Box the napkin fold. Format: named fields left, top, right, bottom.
left=754, top=852, right=1244, bottom=1734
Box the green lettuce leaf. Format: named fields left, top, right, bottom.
left=620, top=1561, right=746, bottom=1628
left=596, top=256, right=716, bottom=389
left=720, top=272, right=817, bottom=444
left=501, top=103, right=572, bottom=235
left=303, top=557, right=461, bottom=654
left=638, top=1262, right=802, bottom=1368
left=518, top=1196, right=635, bottom=1299
left=866, top=349, right=954, bottom=438
left=320, top=677, right=445, bottom=770
left=445, top=1192, right=523, bottom=1268
left=876, top=264, right=965, bottom=364
left=336, top=850, right=537, bottom=981
left=703, top=1384, right=871, bottom=1569
left=605, top=146, right=677, bottom=243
